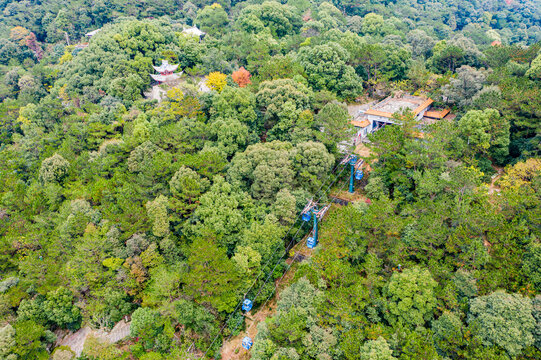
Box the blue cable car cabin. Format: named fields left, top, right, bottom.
left=355, top=170, right=364, bottom=180
left=242, top=337, right=253, bottom=350
left=242, top=299, right=253, bottom=312
left=302, top=212, right=312, bottom=222
left=307, top=236, right=317, bottom=249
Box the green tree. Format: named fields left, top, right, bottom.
left=257, top=54, right=305, bottom=82
left=237, top=216, right=286, bottom=266
left=39, top=153, right=69, bottom=183
left=468, top=290, right=535, bottom=356
left=523, top=243, right=541, bottom=291
left=315, top=102, right=353, bottom=150
left=252, top=278, right=323, bottom=357
left=210, top=86, right=258, bottom=129
left=232, top=245, right=261, bottom=276
left=256, top=79, right=312, bottom=140
left=17, top=296, right=47, bottom=324
left=361, top=13, right=385, bottom=36
left=271, top=188, right=297, bottom=225
left=52, top=348, right=74, bottom=360
left=316, top=2, right=345, bottom=30
left=43, top=287, right=82, bottom=329
left=86, top=288, right=134, bottom=329
left=169, top=166, right=209, bottom=217
left=0, top=324, right=16, bottom=360
left=292, top=141, right=335, bottom=191
left=533, top=295, right=541, bottom=350
left=130, top=307, right=171, bottom=351
left=12, top=320, right=48, bottom=360
left=128, top=141, right=164, bottom=173
left=82, top=335, right=122, bottom=360
left=397, top=327, right=442, bottom=360
left=406, top=29, right=435, bottom=59
left=195, top=4, right=229, bottom=36
left=442, top=65, right=487, bottom=108
left=208, top=117, right=250, bottom=157
left=146, top=195, right=169, bottom=237
left=429, top=41, right=465, bottom=73
left=127, top=140, right=173, bottom=193
left=170, top=299, right=217, bottom=336
left=187, top=176, right=252, bottom=250
left=432, top=311, right=465, bottom=358
left=182, top=238, right=241, bottom=312
left=458, top=109, right=492, bottom=153
left=526, top=52, right=541, bottom=80
left=386, top=267, right=438, bottom=327
left=59, top=199, right=101, bottom=241
left=236, top=1, right=302, bottom=38
left=298, top=42, right=362, bottom=99
left=130, top=307, right=160, bottom=339
left=228, top=141, right=295, bottom=203
left=359, top=337, right=397, bottom=360
left=458, top=109, right=509, bottom=162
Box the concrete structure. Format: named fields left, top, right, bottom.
left=56, top=319, right=131, bottom=357
left=85, top=29, right=101, bottom=38
left=350, top=95, right=450, bottom=144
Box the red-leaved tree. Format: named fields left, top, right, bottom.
left=25, top=32, right=43, bottom=60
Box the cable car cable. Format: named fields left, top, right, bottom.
left=199, top=153, right=358, bottom=358
left=225, top=175, right=352, bottom=346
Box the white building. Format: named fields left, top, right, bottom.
left=351, top=95, right=450, bottom=143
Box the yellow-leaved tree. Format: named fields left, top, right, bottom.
left=498, top=158, right=541, bottom=190
left=206, top=72, right=227, bottom=92
left=153, top=87, right=201, bottom=122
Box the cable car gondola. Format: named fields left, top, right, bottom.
left=242, top=337, right=253, bottom=350
left=307, top=236, right=317, bottom=249
left=242, top=299, right=253, bottom=312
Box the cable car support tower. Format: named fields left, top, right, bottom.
left=341, top=154, right=364, bottom=193
left=300, top=199, right=331, bottom=249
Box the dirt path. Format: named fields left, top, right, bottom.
left=488, top=165, right=504, bottom=194
left=220, top=237, right=314, bottom=359
left=220, top=301, right=277, bottom=360
left=218, top=201, right=342, bottom=360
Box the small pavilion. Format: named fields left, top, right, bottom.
left=181, top=26, right=206, bottom=42
left=150, top=60, right=183, bottom=84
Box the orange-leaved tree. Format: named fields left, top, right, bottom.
left=10, top=26, right=30, bottom=45
left=232, top=67, right=252, bottom=88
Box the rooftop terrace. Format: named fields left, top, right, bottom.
left=365, top=95, right=433, bottom=118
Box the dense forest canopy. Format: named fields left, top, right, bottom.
left=0, top=0, right=540, bottom=359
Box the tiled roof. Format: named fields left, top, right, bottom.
left=413, top=98, right=434, bottom=115
left=365, top=109, right=393, bottom=117
left=425, top=108, right=450, bottom=119
left=351, top=120, right=370, bottom=128
left=153, top=60, right=179, bottom=73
